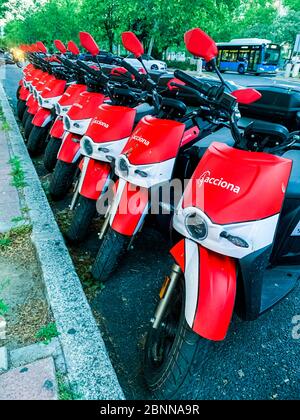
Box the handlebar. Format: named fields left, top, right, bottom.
left=76, top=60, right=109, bottom=83
left=174, top=70, right=213, bottom=96
left=119, top=58, right=143, bottom=81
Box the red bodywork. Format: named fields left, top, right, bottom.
left=32, top=79, right=67, bottom=128
left=121, top=116, right=186, bottom=164
left=19, top=86, right=30, bottom=101
left=85, top=104, right=136, bottom=142
left=170, top=239, right=237, bottom=341
left=58, top=84, right=86, bottom=107
left=50, top=117, right=64, bottom=139
left=79, top=159, right=111, bottom=200
left=57, top=132, right=81, bottom=163
left=111, top=181, right=149, bottom=235
left=183, top=142, right=292, bottom=224
left=67, top=91, right=105, bottom=120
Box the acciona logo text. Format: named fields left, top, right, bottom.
left=198, top=170, right=241, bottom=194
left=132, top=135, right=150, bottom=146
left=93, top=119, right=109, bottom=128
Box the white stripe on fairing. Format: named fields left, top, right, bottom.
left=41, top=114, right=53, bottom=127
left=109, top=178, right=127, bottom=227
left=184, top=238, right=200, bottom=329
left=72, top=148, right=82, bottom=163
left=78, top=157, right=90, bottom=193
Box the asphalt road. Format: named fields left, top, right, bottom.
left=3, top=64, right=300, bottom=400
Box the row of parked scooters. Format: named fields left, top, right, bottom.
left=16, top=28, right=300, bottom=399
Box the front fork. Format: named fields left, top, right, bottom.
left=152, top=264, right=182, bottom=329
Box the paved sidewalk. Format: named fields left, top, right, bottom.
left=0, top=130, right=21, bottom=233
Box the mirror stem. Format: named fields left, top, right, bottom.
left=211, top=59, right=231, bottom=91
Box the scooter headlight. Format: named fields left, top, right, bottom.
left=118, top=158, right=129, bottom=177
left=55, top=103, right=61, bottom=114
left=83, top=137, right=93, bottom=156
left=185, top=212, right=208, bottom=241
left=64, top=116, right=71, bottom=130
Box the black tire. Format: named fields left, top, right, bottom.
left=49, top=160, right=77, bottom=200
left=16, top=85, right=21, bottom=100
left=66, top=196, right=97, bottom=243
left=44, top=136, right=62, bottom=172
left=238, top=64, right=245, bottom=75
left=205, top=63, right=213, bottom=72
left=144, top=276, right=211, bottom=399
left=17, top=100, right=26, bottom=120
left=91, top=226, right=131, bottom=282
left=22, top=108, right=29, bottom=126
left=151, top=64, right=159, bottom=71
left=27, top=125, right=49, bottom=156
left=24, top=113, right=34, bottom=139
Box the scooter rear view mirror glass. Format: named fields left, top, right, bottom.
left=67, top=41, right=80, bottom=55
left=79, top=32, right=100, bottom=56
left=121, top=32, right=144, bottom=58
left=36, top=41, right=47, bottom=54
left=54, top=39, right=67, bottom=54
left=184, top=28, right=218, bottom=63
left=231, top=88, right=262, bottom=105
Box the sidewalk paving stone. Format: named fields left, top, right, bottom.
left=0, top=347, right=8, bottom=372
left=0, top=357, right=58, bottom=400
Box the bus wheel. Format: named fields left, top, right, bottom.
left=238, top=64, right=245, bottom=75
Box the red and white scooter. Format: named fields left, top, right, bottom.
left=143, top=28, right=300, bottom=400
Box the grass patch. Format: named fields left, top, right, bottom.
left=0, top=299, right=9, bottom=316
left=56, top=373, right=82, bottom=400
left=0, top=224, right=33, bottom=250
left=0, top=105, right=10, bottom=131
left=35, top=322, right=60, bottom=345
left=9, top=156, right=26, bottom=189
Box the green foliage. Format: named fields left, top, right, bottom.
left=166, top=60, right=196, bottom=71
left=0, top=225, right=32, bottom=250
left=35, top=322, right=60, bottom=344
left=1, top=0, right=299, bottom=54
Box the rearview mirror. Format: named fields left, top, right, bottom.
left=36, top=41, right=47, bottom=54
left=184, top=28, right=218, bottom=63
left=54, top=40, right=67, bottom=54
left=121, top=32, right=144, bottom=58
left=67, top=41, right=80, bottom=55
left=231, top=88, right=262, bottom=105
left=79, top=32, right=100, bottom=56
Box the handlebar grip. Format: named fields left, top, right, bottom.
left=120, top=59, right=142, bottom=80
left=77, top=60, right=109, bottom=82
left=174, top=69, right=212, bottom=95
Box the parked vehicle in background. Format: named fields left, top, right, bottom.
left=204, top=38, right=281, bottom=75
left=125, top=53, right=167, bottom=71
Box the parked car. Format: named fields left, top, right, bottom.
left=125, top=53, right=167, bottom=71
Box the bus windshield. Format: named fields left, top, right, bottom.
left=264, top=45, right=280, bottom=65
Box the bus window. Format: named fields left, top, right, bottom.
left=264, top=46, right=280, bottom=65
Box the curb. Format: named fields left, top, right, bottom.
left=0, top=84, right=125, bottom=400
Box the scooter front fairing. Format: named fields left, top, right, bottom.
left=109, top=115, right=186, bottom=235
left=172, top=141, right=292, bottom=339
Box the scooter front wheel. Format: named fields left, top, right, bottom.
left=143, top=276, right=210, bottom=399
left=49, top=160, right=78, bottom=200
left=66, top=195, right=97, bottom=243
left=27, top=125, right=49, bottom=156
left=91, top=226, right=131, bottom=282
left=44, top=136, right=62, bottom=172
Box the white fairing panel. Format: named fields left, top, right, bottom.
left=184, top=239, right=200, bottom=328
left=115, top=154, right=176, bottom=188
left=173, top=203, right=280, bottom=259
left=80, top=136, right=129, bottom=163
left=63, top=116, right=92, bottom=135
left=39, top=95, right=62, bottom=109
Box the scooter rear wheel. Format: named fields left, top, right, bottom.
left=27, top=125, right=49, bottom=156
left=91, top=226, right=130, bottom=282
left=66, top=195, right=97, bottom=243
left=17, top=99, right=26, bottom=120
left=143, top=276, right=210, bottom=399
left=49, top=160, right=77, bottom=200
left=43, top=136, right=62, bottom=172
